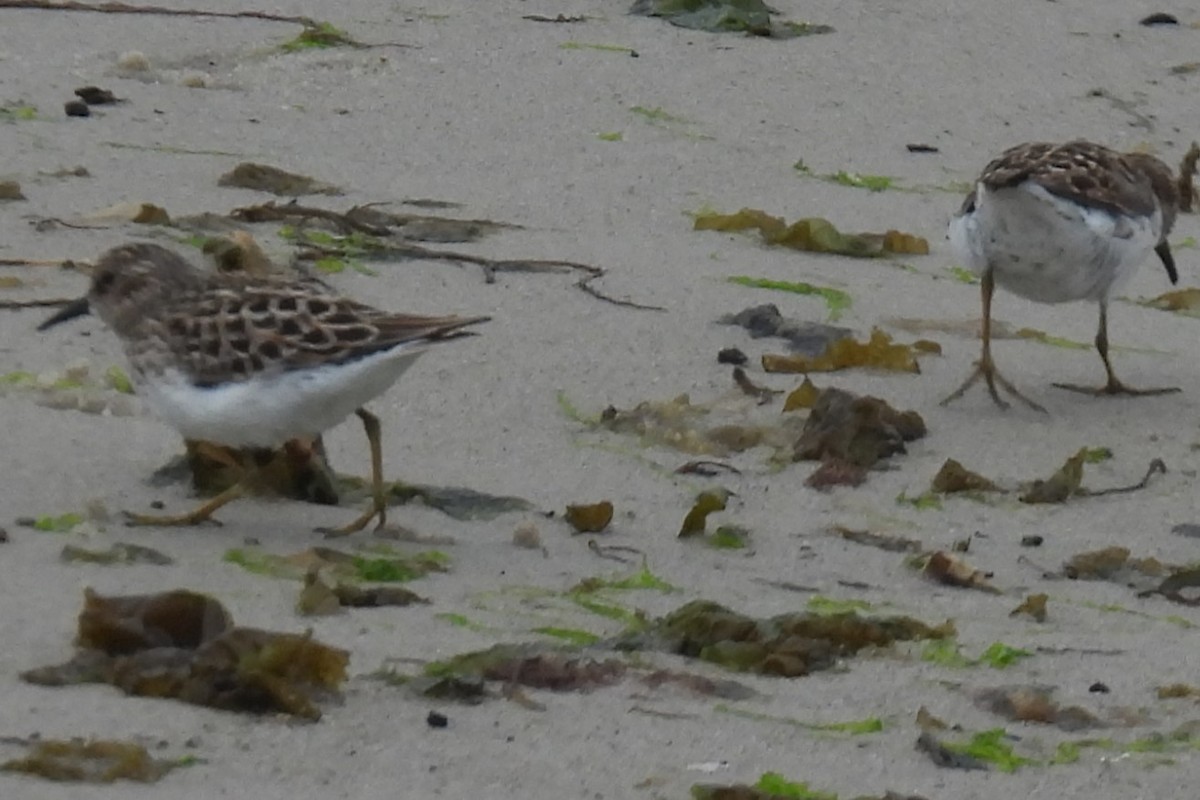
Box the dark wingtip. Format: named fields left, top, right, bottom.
left=1155, top=241, right=1179, bottom=285
left=37, top=296, right=91, bottom=331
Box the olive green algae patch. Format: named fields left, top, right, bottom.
left=694, top=208, right=929, bottom=258
left=618, top=599, right=952, bottom=676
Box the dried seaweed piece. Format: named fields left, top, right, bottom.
left=1141, top=568, right=1200, bottom=605
left=923, top=551, right=1000, bottom=593
left=598, top=393, right=806, bottom=459
left=732, top=367, right=781, bottom=404
left=83, top=201, right=169, bottom=224
left=973, top=686, right=1102, bottom=732
left=1009, top=594, right=1048, bottom=623
left=694, top=208, right=928, bottom=257
left=217, top=162, right=342, bottom=196
left=1, top=739, right=174, bottom=783
left=763, top=329, right=921, bottom=374
left=1142, top=287, right=1200, bottom=315
left=60, top=542, right=173, bottom=565
left=679, top=490, right=730, bottom=537
left=76, top=588, right=232, bottom=654
left=793, top=388, right=926, bottom=468
left=640, top=669, right=757, bottom=700
left=805, top=459, right=867, bottom=489
left=1020, top=449, right=1085, bottom=504
left=914, top=732, right=988, bottom=770
left=783, top=377, right=821, bottom=411
left=930, top=459, right=1001, bottom=494
left=831, top=525, right=923, bottom=553
left=74, top=86, right=122, bottom=105
left=386, top=481, right=534, bottom=520
left=1062, top=546, right=1168, bottom=581
left=565, top=500, right=614, bottom=533
left=483, top=652, right=626, bottom=690
left=718, top=304, right=852, bottom=355
left=1157, top=683, right=1200, bottom=698
left=0, top=180, right=26, bottom=200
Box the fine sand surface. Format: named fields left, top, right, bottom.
left=2, top=2, right=1200, bottom=798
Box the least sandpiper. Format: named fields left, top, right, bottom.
left=941, top=140, right=1181, bottom=411
left=39, top=243, right=488, bottom=534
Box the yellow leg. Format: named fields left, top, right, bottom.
left=1054, top=302, right=1180, bottom=397
left=941, top=269, right=1046, bottom=412
left=319, top=408, right=388, bottom=538
left=124, top=480, right=247, bottom=527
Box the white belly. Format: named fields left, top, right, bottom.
left=948, top=181, right=1161, bottom=304
left=135, top=345, right=428, bottom=448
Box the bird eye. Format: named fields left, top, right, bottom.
left=94, top=271, right=116, bottom=294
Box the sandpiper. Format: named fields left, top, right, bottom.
left=941, top=140, right=1181, bottom=411
left=39, top=242, right=488, bottom=534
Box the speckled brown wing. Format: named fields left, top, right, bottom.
left=978, top=140, right=1159, bottom=219
left=145, top=277, right=488, bottom=388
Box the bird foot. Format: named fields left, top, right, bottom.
left=941, top=360, right=1047, bottom=413
left=1054, top=380, right=1181, bottom=398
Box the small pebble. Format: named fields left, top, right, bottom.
left=179, top=72, right=210, bottom=89
left=512, top=522, right=542, bottom=549
left=1020, top=534, right=1044, bottom=547
left=116, top=51, right=151, bottom=71
left=426, top=711, right=448, bottom=728
left=717, top=347, right=748, bottom=366
left=1088, top=682, right=1110, bottom=694
left=64, top=100, right=90, bottom=118
left=1139, top=12, right=1178, bottom=26
left=1171, top=523, right=1200, bottom=538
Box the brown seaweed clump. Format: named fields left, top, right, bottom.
left=22, top=589, right=348, bottom=720
left=619, top=600, right=952, bottom=677
left=794, top=388, right=926, bottom=482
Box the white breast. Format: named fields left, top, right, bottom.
left=135, top=343, right=429, bottom=448
left=949, top=181, right=1161, bottom=304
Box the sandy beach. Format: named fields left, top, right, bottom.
left=2, top=2, right=1200, bottom=798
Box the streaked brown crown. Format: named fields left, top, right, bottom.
left=88, top=244, right=488, bottom=387
left=977, top=140, right=1178, bottom=237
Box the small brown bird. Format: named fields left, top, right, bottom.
left=39, top=243, right=488, bottom=533
left=941, top=140, right=1180, bottom=411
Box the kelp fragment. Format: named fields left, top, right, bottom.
left=794, top=388, right=926, bottom=467
left=630, top=0, right=832, bottom=38
left=297, top=570, right=429, bottom=616
left=679, top=490, right=730, bottom=537
left=598, top=392, right=806, bottom=459
left=640, top=669, right=756, bottom=700
left=83, top=201, right=169, bottom=224
left=733, top=367, right=782, bottom=404
left=762, top=329, right=922, bottom=374
left=831, top=525, right=922, bottom=553
left=1143, top=568, right=1200, bottom=605
left=783, top=377, right=822, bottom=411
left=1062, top=546, right=1167, bottom=583
left=918, top=729, right=1031, bottom=772
left=428, top=643, right=626, bottom=692
left=385, top=481, right=534, bottom=520
left=923, top=551, right=999, bottom=593
left=1009, top=594, right=1048, bottom=623
left=1020, top=449, right=1086, bottom=503
left=23, top=589, right=347, bottom=719
left=224, top=545, right=449, bottom=583
left=973, top=686, right=1102, bottom=731
left=217, top=162, right=342, bottom=196
left=930, top=459, right=1000, bottom=494
left=692, top=772, right=838, bottom=800
left=1, top=739, right=176, bottom=783
left=718, top=304, right=852, bottom=354
left=694, top=208, right=928, bottom=258
left=565, top=500, right=614, bottom=533
left=61, top=542, right=173, bottom=566
left=619, top=599, right=952, bottom=677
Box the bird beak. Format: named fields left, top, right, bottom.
left=37, top=296, right=91, bottom=331
left=1155, top=241, right=1179, bottom=285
